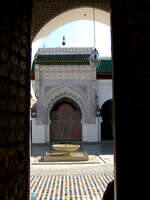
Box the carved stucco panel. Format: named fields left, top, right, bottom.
left=36, top=79, right=97, bottom=124
left=43, top=84, right=88, bottom=105
left=39, top=65, right=91, bottom=80
left=44, top=86, right=89, bottom=123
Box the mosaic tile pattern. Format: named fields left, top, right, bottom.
left=31, top=173, right=114, bottom=200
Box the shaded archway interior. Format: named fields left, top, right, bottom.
left=50, top=98, right=82, bottom=142
left=32, top=0, right=110, bottom=40
left=101, top=99, right=113, bottom=140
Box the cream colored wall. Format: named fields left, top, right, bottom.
left=82, top=123, right=98, bottom=142
left=31, top=118, right=46, bottom=143
left=96, top=80, right=112, bottom=107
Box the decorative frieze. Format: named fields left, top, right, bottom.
left=37, top=47, right=93, bottom=55
left=36, top=83, right=97, bottom=124
left=39, top=65, right=92, bottom=80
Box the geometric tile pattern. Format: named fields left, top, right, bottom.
left=31, top=173, right=114, bottom=200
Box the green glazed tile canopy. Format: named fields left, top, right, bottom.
left=96, top=59, right=112, bottom=73
left=31, top=54, right=112, bottom=73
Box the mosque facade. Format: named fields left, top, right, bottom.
left=31, top=47, right=112, bottom=143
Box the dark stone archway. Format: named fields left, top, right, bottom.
left=0, top=1, right=32, bottom=199
left=32, top=0, right=110, bottom=40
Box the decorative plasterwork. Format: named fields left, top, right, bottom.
left=36, top=81, right=97, bottom=124
left=37, top=47, right=93, bottom=55
left=34, top=47, right=98, bottom=124
left=44, top=86, right=89, bottom=123
left=40, top=65, right=91, bottom=80
left=43, top=84, right=88, bottom=103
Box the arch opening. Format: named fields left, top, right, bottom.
left=101, top=98, right=113, bottom=141
left=50, top=97, right=82, bottom=142
left=32, top=7, right=110, bottom=62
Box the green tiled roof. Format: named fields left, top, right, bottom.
left=31, top=54, right=90, bottom=72
left=96, top=59, right=112, bottom=72
left=31, top=54, right=112, bottom=73
left=36, top=54, right=90, bottom=60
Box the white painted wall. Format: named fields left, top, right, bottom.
left=96, top=79, right=112, bottom=141
left=96, top=80, right=112, bottom=108
left=31, top=118, right=46, bottom=143
left=82, top=123, right=98, bottom=142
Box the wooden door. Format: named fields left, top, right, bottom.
left=50, top=103, right=82, bottom=141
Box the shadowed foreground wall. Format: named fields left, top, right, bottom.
left=0, top=1, right=31, bottom=199
left=111, top=0, right=150, bottom=199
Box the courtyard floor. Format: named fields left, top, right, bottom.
left=30, top=142, right=114, bottom=200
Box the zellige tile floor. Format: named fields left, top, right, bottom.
left=31, top=143, right=114, bottom=200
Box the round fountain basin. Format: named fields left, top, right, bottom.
left=52, top=144, right=80, bottom=152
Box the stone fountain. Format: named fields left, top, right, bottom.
left=44, top=144, right=89, bottom=162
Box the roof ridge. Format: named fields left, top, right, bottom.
left=37, top=47, right=94, bottom=55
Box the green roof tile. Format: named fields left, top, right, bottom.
left=96, top=59, right=112, bottom=72
left=31, top=54, right=112, bottom=73
left=37, top=54, right=90, bottom=61
left=31, top=54, right=90, bottom=70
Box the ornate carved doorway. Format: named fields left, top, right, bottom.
left=50, top=98, right=82, bottom=141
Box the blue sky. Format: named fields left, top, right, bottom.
left=40, top=20, right=111, bottom=57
